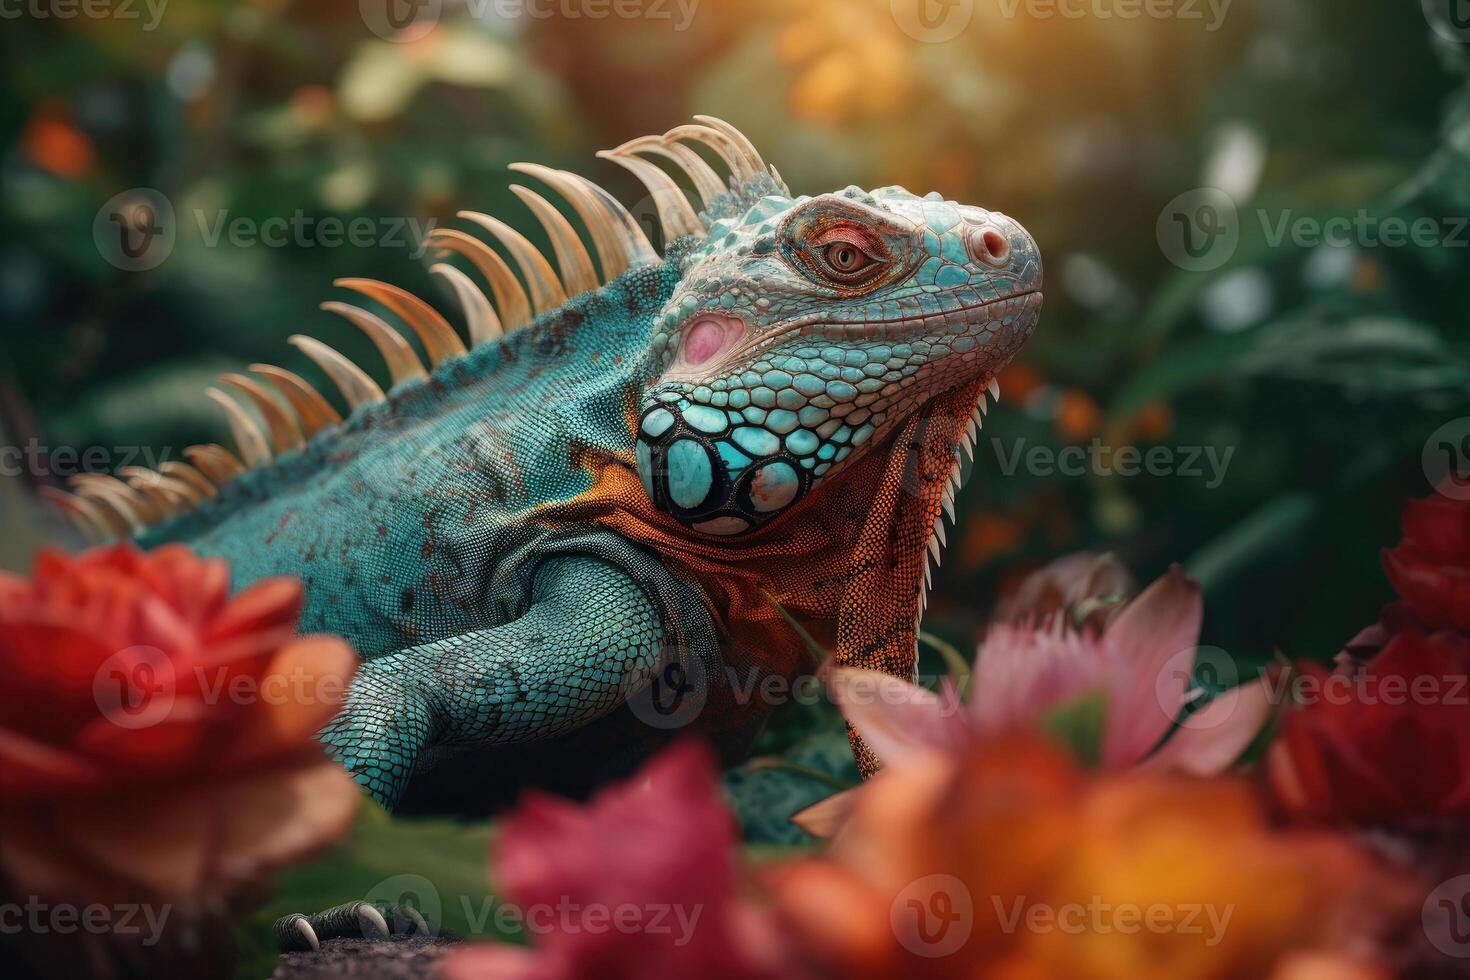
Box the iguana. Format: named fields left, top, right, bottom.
left=48, top=117, right=1042, bottom=817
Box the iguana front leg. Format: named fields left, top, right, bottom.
left=318, top=556, right=665, bottom=809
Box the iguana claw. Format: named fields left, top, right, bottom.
left=273, top=914, right=319, bottom=953
left=274, top=901, right=412, bottom=953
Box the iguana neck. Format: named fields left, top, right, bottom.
left=541, top=376, right=983, bottom=692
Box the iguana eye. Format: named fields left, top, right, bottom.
left=825, top=243, right=870, bottom=275
left=808, top=227, right=887, bottom=286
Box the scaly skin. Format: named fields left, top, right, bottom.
left=130, top=147, right=1042, bottom=813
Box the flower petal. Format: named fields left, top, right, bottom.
left=219, top=636, right=357, bottom=766
left=1142, top=677, right=1276, bottom=776
left=790, top=788, right=859, bottom=839
left=970, top=620, right=1103, bottom=733
left=828, top=668, right=964, bottom=766
left=204, top=577, right=303, bottom=643
left=993, top=551, right=1135, bottom=626
left=137, top=544, right=231, bottom=626
left=53, top=789, right=216, bottom=899
left=0, top=727, right=108, bottom=796
left=212, top=761, right=361, bottom=882
left=1101, top=566, right=1203, bottom=768
left=73, top=703, right=209, bottom=776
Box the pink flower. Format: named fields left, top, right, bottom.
left=799, top=560, right=1274, bottom=835
left=977, top=565, right=1271, bottom=773
left=442, top=741, right=791, bottom=980
left=991, top=550, right=1136, bottom=628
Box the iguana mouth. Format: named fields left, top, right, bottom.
left=745, top=289, right=1042, bottom=355
left=804, top=287, right=1042, bottom=329
left=668, top=289, right=1042, bottom=374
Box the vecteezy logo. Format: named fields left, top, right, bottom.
left=93, top=645, right=176, bottom=730
left=1154, top=644, right=1240, bottom=732
left=360, top=0, right=442, bottom=43
left=624, top=193, right=664, bottom=253
left=1424, top=0, right=1470, bottom=44
left=93, top=188, right=176, bottom=272
left=364, top=874, right=442, bottom=937
left=1156, top=188, right=1239, bottom=272
left=891, top=0, right=975, bottom=43
left=1424, top=874, right=1470, bottom=958
left=623, top=644, right=710, bottom=730
left=891, top=874, right=973, bottom=958
left=1424, top=418, right=1470, bottom=501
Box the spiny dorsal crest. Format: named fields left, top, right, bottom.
left=47, top=116, right=788, bottom=544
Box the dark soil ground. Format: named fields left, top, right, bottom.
left=268, top=936, right=461, bottom=979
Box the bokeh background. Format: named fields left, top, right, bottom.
left=3, top=0, right=1468, bottom=690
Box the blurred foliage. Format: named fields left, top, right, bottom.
left=4, top=0, right=1470, bottom=833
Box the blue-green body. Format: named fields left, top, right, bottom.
left=145, top=258, right=683, bottom=662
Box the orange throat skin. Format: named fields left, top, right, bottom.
left=543, top=377, right=986, bottom=771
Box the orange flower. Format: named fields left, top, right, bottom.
left=997, top=363, right=1044, bottom=402
left=771, top=738, right=1409, bottom=980
left=1054, top=389, right=1102, bottom=442
left=961, top=512, right=1026, bottom=567
left=1129, top=401, right=1174, bottom=442
left=0, top=545, right=358, bottom=954
left=21, top=105, right=95, bottom=179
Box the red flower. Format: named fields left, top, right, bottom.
left=443, top=741, right=790, bottom=980
left=1382, top=488, right=1470, bottom=632
left=0, top=543, right=359, bottom=906
left=1267, top=629, right=1470, bottom=827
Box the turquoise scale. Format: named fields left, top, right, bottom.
left=666, top=439, right=714, bottom=510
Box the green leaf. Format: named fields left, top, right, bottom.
left=762, top=590, right=830, bottom=668
left=1235, top=314, right=1470, bottom=401
left=1108, top=330, right=1259, bottom=419
left=918, top=630, right=972, bottom=692
left=1039, top=689, right=1109, bottom=769
left=724, top=730, right=860, bottom=845
left=1184, top=492, right=1317, bottom=594
left=738, top=756, right=857, bottom=794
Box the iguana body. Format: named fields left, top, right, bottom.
left=56, top=118, right=1043, bottom=813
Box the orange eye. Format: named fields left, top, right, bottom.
left=815, top=236, right=885, bottom=285
left=824, top=242, right=870, bottom=274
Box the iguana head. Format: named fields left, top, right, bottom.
left=634, top=186, right=1042, bottom=536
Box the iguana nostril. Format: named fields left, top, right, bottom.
left=971, top=227, right=1011, bottom=266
